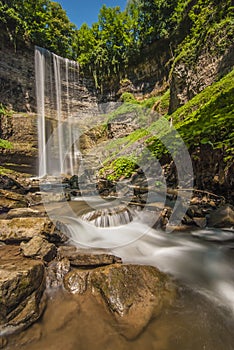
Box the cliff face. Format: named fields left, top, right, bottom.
left=0, top=113, right=38, bottom=175
left=169, top=45, right=234, bottom=113
left=0, top=47, right=35, bottom=113
left=0, top=46, right=99, bottom=114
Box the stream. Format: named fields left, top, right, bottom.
left=5, top=198, right=234, bottom=350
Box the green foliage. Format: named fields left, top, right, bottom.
left=0, top=166, right=13, bottom=174
left=0, top=103, right=9, bottom=115
left=0, top=138, right=13, bottom=149
left=0, top=0, right=77, bottom=58
left=100, top=156, right=137, bottom=181
left=1, top=0, right=231, bottom=88
left=172, top=0, right=233, bottom=67
left=120, top=92, right=136, bottom=103
left=107, top=102, right=142, bottom=122
left=99, top=70, right=233, bottom=179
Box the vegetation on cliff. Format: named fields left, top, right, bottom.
left=99, top=69, right=234, bottom=181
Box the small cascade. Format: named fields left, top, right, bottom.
left=35, top=46, right=81, bottom=177
left=80, top=206, right=135, bottom=227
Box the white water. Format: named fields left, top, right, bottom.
left=64, top=213, right=234, bottom=314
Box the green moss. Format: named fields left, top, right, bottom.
left=0, top=139, right=13, bottom=149
left=100, top=156, right=137, bottom=181
left=120, top=92, right=137, bottom=103
left=172, top=0, right=233, bottom=69
left=0, top=166, right=14, bottom=175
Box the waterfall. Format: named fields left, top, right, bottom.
left=80, top=206, right=135, bottom=227
left=35, top=46, right=80, bottom=177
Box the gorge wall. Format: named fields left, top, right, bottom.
left=0, top=46, right=99, bottom=114
left=169, top=45, right=234, bottom=113
left=0, top=113, right=38, bottom=175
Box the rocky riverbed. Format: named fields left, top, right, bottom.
left=0, top=173, right=234, bottom=349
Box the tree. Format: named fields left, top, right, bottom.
left=0, top=0, right=77, bottom=58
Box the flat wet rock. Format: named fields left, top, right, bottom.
left=20, top=236, right=57, bottom=262
left=0, top=217, right=68, bottom=243
left=5, top=208, right=47, bottom=219
left=0, top=189, right=28, bottom=213
left=58, top=245, right=122, bottom=267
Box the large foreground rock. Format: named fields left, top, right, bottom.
left=64, top=264, right=176, bottom=339
left=0, top=217, right=68, bottom=243
left=0, top=245, right=46, bottom=335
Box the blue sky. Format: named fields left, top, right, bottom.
left=56, top=0, right=127, bottom=28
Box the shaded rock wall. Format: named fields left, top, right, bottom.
left=169, top=46, right=234, bottom=113
left=100, top=39, right=172, bottom=102
left=191, top=145, right=234, bottom=203
left=0, top=47, right=35, bottom=112
left=0, top=46, right=99, bottom=114
left=0, top=113, right=38, bottom=175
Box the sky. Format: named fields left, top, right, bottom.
left=56, top=0, right=127, bottom=28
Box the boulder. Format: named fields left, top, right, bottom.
left=58, top=246, right=122, bottom=267
left=5, top=207, right=47, bottom=219
left=64, top=264, right=176, bottom=339
left=207, top=205, right=234, bottom=228
left=0, top=175, right=26, bottom=194
left=0, top=217, right=68, bottom=244
left=193, top=217, right=207, bottom=228
left=0, top=189, right=28, bottom=213
left=0, top=245, right=46, bottom=335
left=20, top=236, right=57, bottom=262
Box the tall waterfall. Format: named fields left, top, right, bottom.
left=35, top=46, right=80, bottom=177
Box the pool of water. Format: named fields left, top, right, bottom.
left=6, top=282, right=234, bottom=350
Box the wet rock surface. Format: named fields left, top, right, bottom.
left=0, top=217, right=68, bottom=244
left=0, top=337, right=7, bottom=349
left=0, top=173, right=232, bottom=344
left=64, top=264, right=177, bottom=339
left=20, top=236, right=57, bottom=262
left=0, top=189, right=29, bottom=213
left=90, top=264, right=176, bottom=339
left=207, top=205, right=234, bottom=228
left=0, top=175, right=27, bottom=194
left=58, top=246, right=122, bottom=267
left=0, top=245, right=46, bottom=335
left=5, top=208, right=47, bottom=219
left=46, top=258, right=71, bottom=289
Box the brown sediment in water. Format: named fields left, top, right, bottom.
left=5, top=286, right=234, bottom=350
